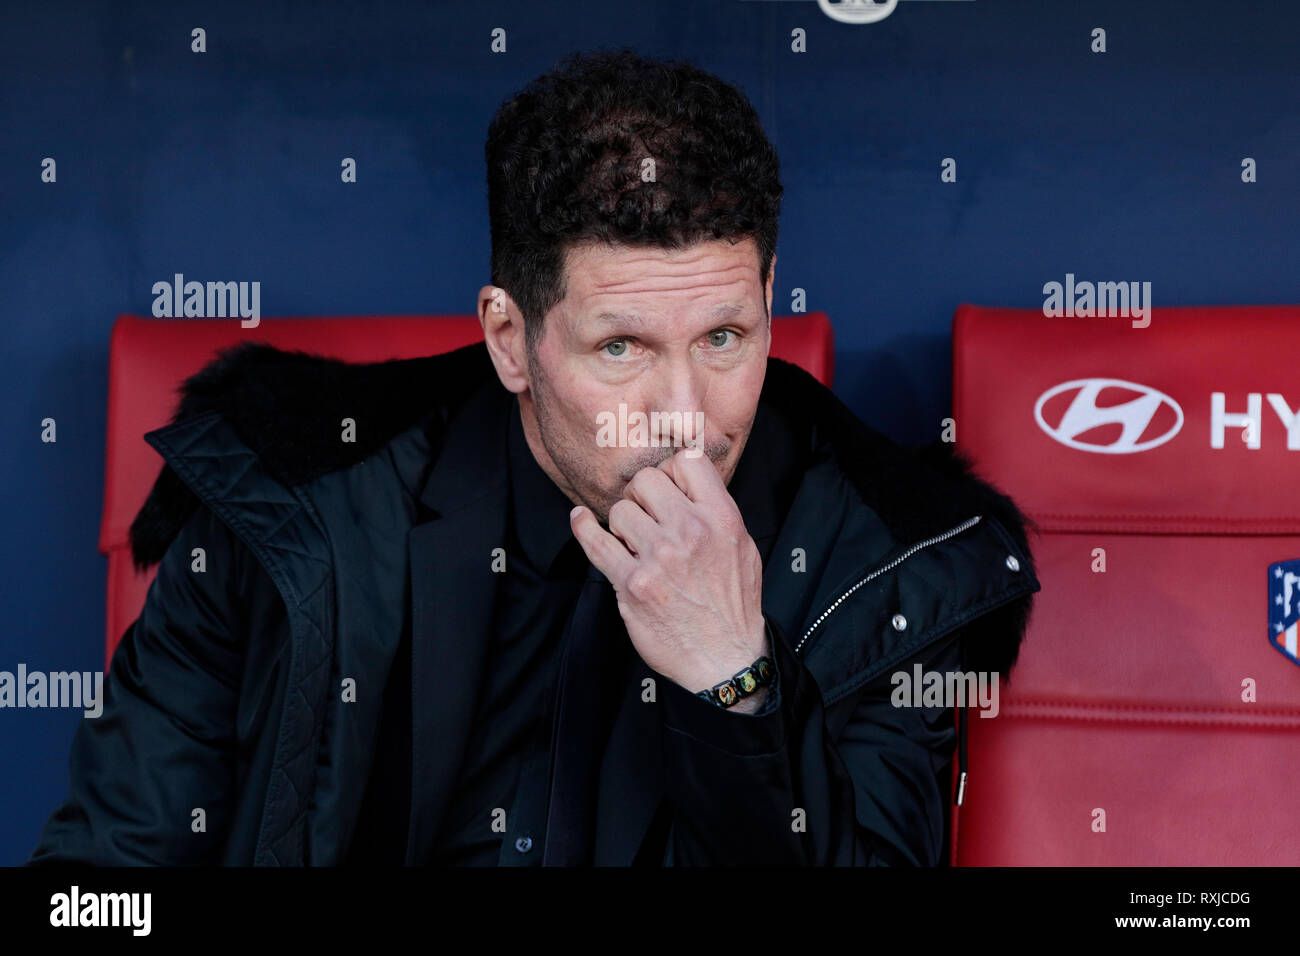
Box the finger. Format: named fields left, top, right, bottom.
left=656, top=443, right=727, bottom=507
left=621, top=465, right=686, bottom=524
left=607, top=497, right=658, bottom=558
left=569, top=505, right=637, bottom=585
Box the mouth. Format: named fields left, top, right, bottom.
left=618, top=444, right=729, bottom=483
left=619, top=450, right=677, bottom=482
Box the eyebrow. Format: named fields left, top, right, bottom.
left=593, top=302, right=748, bottom=326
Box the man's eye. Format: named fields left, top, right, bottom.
left=706, top=330, right=734, bottom=348
left=604, top=339, right=629, bottom=357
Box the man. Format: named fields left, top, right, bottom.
left=30, top=48, right=1038, bottom=866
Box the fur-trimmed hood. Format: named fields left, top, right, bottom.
left=130, top=339, right=1038, bottom=675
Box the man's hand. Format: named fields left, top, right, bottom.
left=569, top=446, right=769, bottom=709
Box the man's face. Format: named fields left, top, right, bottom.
left=484, top=238, right=774, bottom=524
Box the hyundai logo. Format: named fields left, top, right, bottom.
left=1034, top=378, right=1184, bottom=454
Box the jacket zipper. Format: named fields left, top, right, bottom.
left=792, top=515, right=984, bottom=655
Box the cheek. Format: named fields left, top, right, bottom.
left=542, top=372, right=598, bottom=436
left=575, top=395, right=614, bottom=447
left=708, top=389, right=759, bottom=438
left=558, top=392, right=621, bottom=472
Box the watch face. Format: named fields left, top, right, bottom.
left=716, top=683, right=738, bottom=706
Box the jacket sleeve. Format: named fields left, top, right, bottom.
left=657, top=614, right=962, bottom=866
left=27, top=502, right=254, bottom=865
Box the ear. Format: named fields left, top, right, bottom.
left=477, top=284, right=529, bottom=393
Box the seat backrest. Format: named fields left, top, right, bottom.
left=952, top=303, right=1300, bottom=864
left=102, top=312, right=835, bottom=665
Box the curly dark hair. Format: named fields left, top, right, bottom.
left=485, top=47, right=783, bottom=359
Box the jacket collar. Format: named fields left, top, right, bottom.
left=415, top=365, right=512, bottom=520
left=402, top=373, right=511, bottom=864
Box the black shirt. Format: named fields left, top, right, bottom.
left=428, top=397, right=588, bottom=865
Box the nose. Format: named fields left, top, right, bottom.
left=646, top=357, right=706, bottom=450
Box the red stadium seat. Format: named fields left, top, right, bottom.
left=951, top=303, right=1300, bottom=865
left=101, top=312, right=835, bottom=666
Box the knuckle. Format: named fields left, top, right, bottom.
left=625, top=567, right=658, bottom=601
left=650, top=539, right=678, bottom=567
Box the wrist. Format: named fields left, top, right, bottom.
left=693, top=647, right=776, bottom=711
left=670, top=618, right=768, bottom=690
left=724, top=685, right=769, bottom=715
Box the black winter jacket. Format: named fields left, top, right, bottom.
left=29, top=341, right=1038, bottom=866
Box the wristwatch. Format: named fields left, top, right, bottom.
left=695, top=655, right=776, bottom=709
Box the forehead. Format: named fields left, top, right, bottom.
left=558, top=238, right=763, bottom=313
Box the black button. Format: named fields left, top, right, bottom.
left=515, top=836, right=533, bottom=853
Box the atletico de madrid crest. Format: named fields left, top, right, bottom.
left=1268, top=560, right=1300, bottom=669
